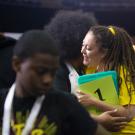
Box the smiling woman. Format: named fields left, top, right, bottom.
left=78, top=25, right=135, bottom=135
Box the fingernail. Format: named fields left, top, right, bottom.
left=114, top=108, right=118, bottom=112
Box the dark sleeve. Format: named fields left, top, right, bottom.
left=53, top=66, right=71, bottom=93
left=61, top=94, right=97, bottom=135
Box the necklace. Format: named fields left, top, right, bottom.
left=2, top=83, right=45, bottom=135
left=96, top=65, right=105, bottom=72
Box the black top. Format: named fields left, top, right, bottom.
left=0, top=89, right=97, bottom=135
left=53, top=62, right=71, bottom=92
left=53, top=62, right=84, bottom=93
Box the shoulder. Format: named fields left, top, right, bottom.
left=46, top=90, right=85, bottom=111
left=46, top=90, right=76, bottom=102
left=46, top=90, right=97, bottom=121
left=46, top=90, right=97, bottom=135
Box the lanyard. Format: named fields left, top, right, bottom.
left=66, top=62, right=78, bottom=74
left=66, top=63, right=79, bottom=95
left=2, top=83, right=45, bottom=135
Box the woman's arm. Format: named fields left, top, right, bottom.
left=92, top=110, right=127, bottom=132
left=95, top=124, right=111, bottom=135
left=77, top=91, right=135, bottom=121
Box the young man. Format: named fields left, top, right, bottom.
left=0, top=30, right=110, bottom=135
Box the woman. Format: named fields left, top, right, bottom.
left=78, top=25, right=135, bottom=135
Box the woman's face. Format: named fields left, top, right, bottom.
left=81, top=31, right=106, bottom=67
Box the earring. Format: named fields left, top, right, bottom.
left=96, top=65, right=99, bottom=72
left=96, top=65, right=104, bottom=72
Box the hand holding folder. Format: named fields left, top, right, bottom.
left=77, top=71, right=119, bottom=114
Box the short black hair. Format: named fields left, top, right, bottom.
left=45, top=10, right=98, bottom=61
left=13, top=30, right=59, bottom=60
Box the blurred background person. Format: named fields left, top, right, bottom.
left=45, top=10, right=98, bottom=93
left=0, top=34, right=16, bottom=89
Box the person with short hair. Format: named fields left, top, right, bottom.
left=45, top=10, right=98, bottom=93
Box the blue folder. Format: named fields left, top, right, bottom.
left=78, top=71, right=119, bottom=95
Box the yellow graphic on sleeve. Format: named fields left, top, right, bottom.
left=78, top=76, right=119, bottom=114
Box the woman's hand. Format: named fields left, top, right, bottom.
left=93, top=109, right=127, bottom=132
left=76, top=90, right=96, bottom=106
left=76, top=90, right=134, bottom=121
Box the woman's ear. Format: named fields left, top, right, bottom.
left=12, top=56, right=21, bottom=72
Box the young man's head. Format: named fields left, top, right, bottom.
left=12, top=30, right=59, bottom=97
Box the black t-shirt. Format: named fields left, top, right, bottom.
left=0, top=89, right=97, bottom=135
